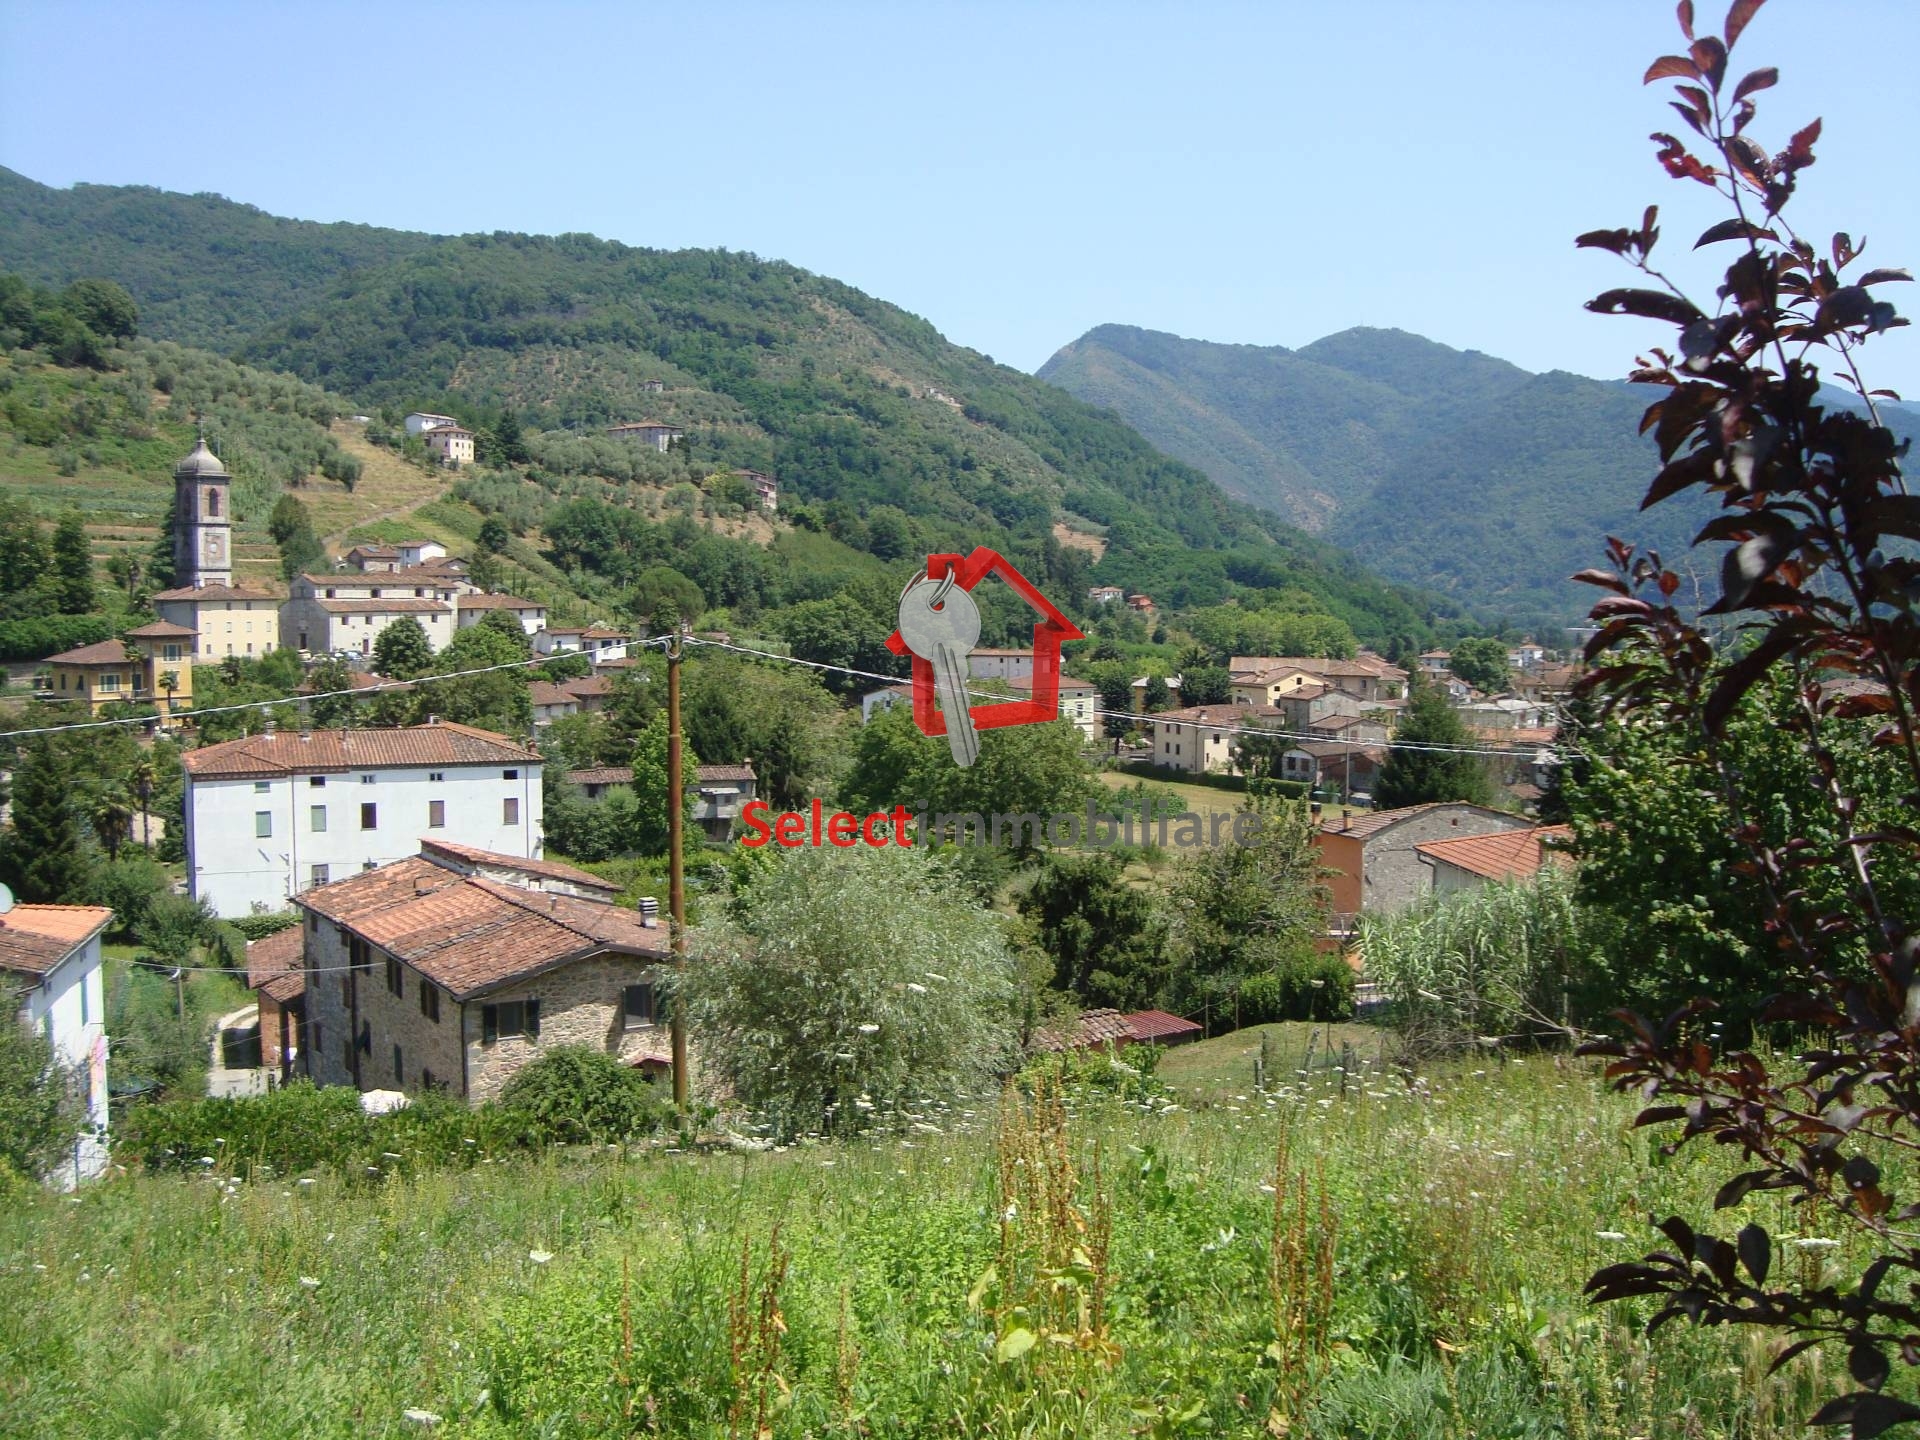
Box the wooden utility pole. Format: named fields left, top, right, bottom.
left=666, top=626, right=689, bottom=1113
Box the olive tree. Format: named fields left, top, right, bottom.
left=681, top=845, right=1019, bottom=1137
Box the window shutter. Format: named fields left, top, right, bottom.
left=526, top=999, right=540, bottom=1040
left=482, top=1005, right=498, bottom=1044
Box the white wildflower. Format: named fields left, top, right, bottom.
left=528, top=1249, right=554, bottom=1265
left=857, top=1024, right=880, bottom=1035
left=402, top=1409, right=442, bottom=1427
left=1596, top=1231, right=1629, bottom=1242
left=924, top=972, right=948, bottom=982
left=299, top=1276, right=321, bottom=1289
left=906, top=982, right=928, bottom=994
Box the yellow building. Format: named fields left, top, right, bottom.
left=42, top=621, right=197, bottom=723
left=150, top=581, right=282, bottom=660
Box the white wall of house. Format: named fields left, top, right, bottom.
left=404, top=413, right=459, bottom=436
left=969, top=651, right=1035, bottom=681
left=188, top=763, right=544, bottom=917
left=16, top=931, right=109, bottom=1182
left=1152, top=719, right=1236, bottom=774
left=281, top=599, right=456, bottom=657
left=457, top=604, right=547, bottom=636
left=398, top=542, right=448, bottom=566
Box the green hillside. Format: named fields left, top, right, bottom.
left=0, top=171, right=1465, bottom=644
left=1039, top=321, right=1919, bottom=618
left=0, top=165, right=436, bottom=353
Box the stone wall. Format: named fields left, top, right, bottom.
left=1360, top=805, right=1531, bottom=915
left=463, top=954, right=669, bottom=1106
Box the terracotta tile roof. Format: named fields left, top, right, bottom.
left=182, top=721, right=537, bottom=779
left=44, top=638, right=136, bottom=665
left=1297, top=740, right=1385, bottom=760
left=348, top=545, right=400, bottom=558
left=150, top=582, right=280, bottom=602
left=562, top=675, right=614, bottom=699
left=297, top=857, right=663, bottom=999
left=313, top=598, right=451, bottom=615
left=567, top=767, right=634, bottom=786
left=246, top=924, right=306, bottom=1005
left=1309, top=713, right=1374, bottom=733
left=1032, top=1008, right=1138, bottom=1052
left=1154, top=704, right=1286, bottom=726
left=1231, top=656, right=1397, bottom=681
left=1123, top=1009, right=1202, bottom=1042
left=698, top=763, right=755, bottom=784
left=123, top=621, right=201, bottom=640
left=992, top=675, right=1099, bottom=694
left=417, top=838, right=618, bottom=894
left=0, top=905, right=111, bottom=978
left=972, top=648, right=1034, bottom=658
left=458, top=594, right=544, bottom=610
left=1317, top=802, right=1517, bottom=843
left=1415, top=824, right=1573, bottom=882
left=528, top=682, right=579, bottom=708
left=294, top=671, right=411, bottom=695
left=608, top=420, right=681, bottom=432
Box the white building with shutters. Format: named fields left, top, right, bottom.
left=182, top=722, right=545, bottom=917
left=1, top=901, right=112, bottom=1183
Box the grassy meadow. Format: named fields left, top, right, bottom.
left=0, top=1027, right=1855, bottom=1439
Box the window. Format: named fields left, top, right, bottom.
left=311, top=805, right=327, bottom=833
left=206, top=488, right=220, bottom=518
left=360, top=803, right=377, bottom=830
left=503, top=797, right=519, bottom=825
left=164, top=645, right=181, bottom=662
left=481, top=999, right=540, bottom=1044
left=349, top=935, right=372, bottom=973
left=310, top=775, right=325, bottom=789
left=503, top=769, right=519, bottom=781
left=428, top=800, right=445, bottom=828
left=309, top=863, right=330, bottom=888
left=255, top=811, right=272, bottom=838
left=255, top=780, right=271, bottom=794
left=361, top=774, right=375, bottom=784
left=325, top=588, right=336, bottom=599
left=310, top=1021, right=322, bottom=1054
left=386, top=957, right=404, bottom=999
left=393, top=1044, right=403, bottom=1085
left=623, top=983, right=656, bottom=1029
left=428, top=772, right=444, bottom=783
left=99, top=673, right=121, bottom=692
left=421, top=1067, right=435, bottom=1090
left=419, top=982, right=440, bottom=1023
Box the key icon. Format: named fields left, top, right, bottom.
left=897, top=576, right=982, bottom=767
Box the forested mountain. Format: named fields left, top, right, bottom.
left=0, top=170, right=1466, bottom=643
left=1041, top=322, right=1920, bottom=617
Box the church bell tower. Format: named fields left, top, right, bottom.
left=173, top=434, right=232, bottom=589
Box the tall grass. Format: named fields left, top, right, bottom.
left=1361, top=867, right=1607, bottom=1053
left=0, top=1049, right=1841, bottom=1437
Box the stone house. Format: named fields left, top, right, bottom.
left=296, top=841, right=671, bottom=1103
left=606, top=420, right=683, bottom=452
left=246, top=924, right=305, bottom=1083
left=1415, top=824, right=1572, bottom=899
left=1315, top=802, right=1533, bottom=922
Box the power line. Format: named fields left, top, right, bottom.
left=0, top=637, right=674, bottom=743
left=678, top=635, right=1552, bottom=760
left=2, top=627, right=1548, bottom=760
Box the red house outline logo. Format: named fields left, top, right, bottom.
left=884, top=547, right=1085, bottom=741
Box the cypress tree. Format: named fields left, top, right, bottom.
left=2, top=739, right=91, bottom=904
left=51, top=512, right=94, bottom=615
left=1373, top=681, right=1496, bottom=810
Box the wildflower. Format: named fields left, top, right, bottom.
left=297, top=1178, right=316, bottom=1188
left=924, top=972, right=948, bottom=982
left=402, top=1409, right=443, bottom=1427
left=1596, top=1231, right=1628, bottom=1242
left=198, top=1156, right=215, bottom=1166
left=1794, top=1238, right=1840, bottom=1251
left=381, top=1152, right=402, bottom=1161
left=857, top=1024, right=880, bottom=1034
left=299, top=1276, right=321, bottom=1289
left=528, top=1249, right=554, bottom=1265
left=906, top=982, right=928, bottom=994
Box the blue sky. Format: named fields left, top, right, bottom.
left=3, top=0, right=1917, bottom=394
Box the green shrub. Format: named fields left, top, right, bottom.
left=495, top=1046, right=669, bottom=1146
left=1238, top=952, right=1356, bottom=1023
left=225, top=911, right=299, bottom=942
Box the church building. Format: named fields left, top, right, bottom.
left=148, top=436, right=283, bottom=660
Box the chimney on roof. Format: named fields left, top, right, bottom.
left=638, top=896, right=660, bottom=925
left=299, top=729, right=311, bottom=742
left=425, top=714, right=439, bottom=725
